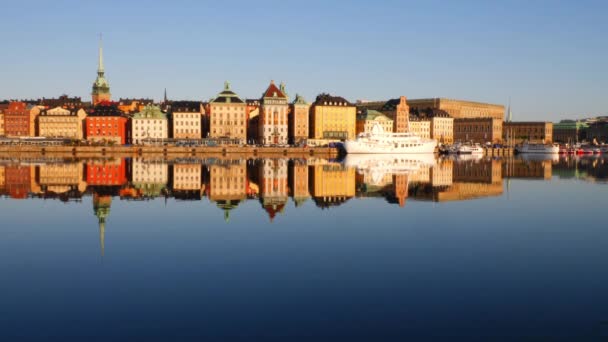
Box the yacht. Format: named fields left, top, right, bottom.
left=457, top=143, right=484, bottom=155
left=515, top=142, right=559, bottom=154
left=343, top=124, right=437, bottom=154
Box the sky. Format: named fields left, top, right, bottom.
left=0, top=0, right=606, bottom=121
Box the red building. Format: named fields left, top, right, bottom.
left=4, top=165, right=32, bottom=199
left=4, top=102, right=30, bottom=137
left=86, top=102, right=128, bottom=144
left=86, top=159, right=127, bottom=186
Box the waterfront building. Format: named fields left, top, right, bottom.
left=454, top=118, right=503, bottom=144
left=246, top=99, right=260, bottom=144
left=0, top=109, right=4, bottom=136
left=259, top=158, right=289, bottom=221
left=85, top=102, right=128, bottom=144
left=585, top=121, right=608, bottom=143
left=411, top=108, right=454, bottom=144
left=309, top=93, right=356, bottom=140
left=381, top=96, right=410, bottom=133
left=39, top=95, right=82, bottom=109
left=408, top=117, right=431, bottom=139
left=310, top=162, right=356, bottom=208
left=91, top=37, right=111, bottom=106
left=503, top=122, right=553, bottom=144
left=356, top=109, right=393, bottom=135
left=208, top=160, right=247, bottom=222
left=407, top=98, right=504, bottom=120
left=4, top=102, right=32, bottom=137
left=131, top=104, right=168, bottom=144
left=4, top=165, right=32, bottom=199
left=209, top=82, right=247, bottom=142
left=118, top=98, right=154, bottom=114
left=37, top=106, right=87, bottom=139
left=170, top=101, right=203, bottom=140
left=289, top=159, right=310, bottom=207
left=553, top=120, right=588, bottom=143
left=259, top=81, right=289, bottom=145
left=289, top=94, right=310, bottom=145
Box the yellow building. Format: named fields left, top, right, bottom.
left=408, top=118, right=431, bottom=139
left=173, top=164, right=202, bottom=191
left=37, top=106, right=87, bottom=139
left=309, top=93, right=356, bottom=140
left=209, top=82, right=247, bottom=142
left=289, top=94, right=310, bottom=145
left=408, top=98, right=504, bottom=120
left=0, top=110, right=4, bottom=136
left=356, top=109, right=393, bottom=134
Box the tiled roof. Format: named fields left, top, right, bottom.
left=357, top=109, right=391, bottom=121
left=261, top=81, right=287, bottom=99
left=170, top=101, right=201, bottom=113
left=313, top=93, right=353, bottom=106
left=211, top=82, right=245, bottom=104
left=88, top=102, right=126, bottom=117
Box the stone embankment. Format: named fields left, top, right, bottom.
left=0, top=145, right=340, bottom=158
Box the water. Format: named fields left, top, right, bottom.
left=0, top=154, right=607, bottom=340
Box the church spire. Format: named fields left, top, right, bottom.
left=98, top=33, right=104, bottom=74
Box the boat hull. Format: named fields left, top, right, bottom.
left=344, top=140, right=437, bottom=154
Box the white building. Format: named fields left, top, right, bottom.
left=131, top=104, right=168, bottom=144
left=259, top=81, right=289, bottom=145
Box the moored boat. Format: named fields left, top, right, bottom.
left=515, top=142, right=559, bottom=154
left=344, top=124, right=437, bottom=154
left=457, top=143, right=484, bottom=155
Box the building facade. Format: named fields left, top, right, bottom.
left=91, top=38, right=111, bottom=106
left=4, top=102, right=30, bottom=137
left=259, top=158, right=289, bottom=221
left=553, top=121, right=588, bottom=143
left=131, top=104, right=168, bottom=144
left=39, top=95, right=82, bottom=109
left=309, top=93, right=356, bottom=140
left=454, top=118, right=503, bottom=144
left=411, top=108, right=454, bottom=144
left=209, top=82, right=247, bottom=142
left=381, top=96, right=410, bottom=133
left=289, top=94, right=310, bottom=145
left=503, top=122, right=553, bottom=144
left=208, top=160, right=248, bottom=222
left=170, top=101, right=203, bottom=140
left=408, top=118, right=431, bottom=139
left=259, top=81, right=289, bottom=145
left=0, top=109, right=4, bottom=136
left=408, top=98, right=504, bottom=120
left=356, top=109, right=393, bottom=134
left=310, top=162, right=356, bottom=208
left=37, top=106, right=87, bottom=139
left=85, top=103, right=128, bottom=144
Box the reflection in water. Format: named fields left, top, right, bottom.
left=1, top=154, right=607, bottom=253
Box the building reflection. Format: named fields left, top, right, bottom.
left=2, top=155, right=608, bottom=255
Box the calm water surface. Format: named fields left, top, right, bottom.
left=0, top=154, right=607, bottom=340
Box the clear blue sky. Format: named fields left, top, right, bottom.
left=0, top=0, right=606, bottom=121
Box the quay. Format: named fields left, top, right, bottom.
left=0, top=145, right=340, bottom=158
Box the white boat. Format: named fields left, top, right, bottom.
left=515, top=142, right=559, bottom=154
left=457, top=143, right=484, bottom=155
left=344, top=124, right=437, bottom=154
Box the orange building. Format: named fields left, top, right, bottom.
left=85, top=102, right=129, bottom=144
left=4, top=102, right=31, bottom=137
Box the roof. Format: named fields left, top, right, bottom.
left=292, top=94, right=308, bottom=105
left=313, top=93, right=353, bottom=106
left=88, top=102, right=126, bottom=117
left=170, top=101, right=201, bottom=113
left=132, top=104, right=167, bottom=119
left=381, top=98, right=401, bottom=111
left=210, top=81, right=245, bottom=104
left=39, top=106, right=82, bottom=116
left=410, top=107, right=451, bottom=119
left=261, top=81, right=287, bottom=100
left=357, top=109, right=392, bottom=121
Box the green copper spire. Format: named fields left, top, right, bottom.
left=224, top=81, right=231, bottom=91
left=98, top=33, right=104, bottom=73
left=92, top=34, right=110, bottom=97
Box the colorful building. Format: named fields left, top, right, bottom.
left=4, top=102, right=31, bottom=137
left=131, top=104, right=168, bottom=144
left=356, top=109, right=393, bottom=134
left=310, top=162, right=356, bottom=208
left=209, top=82, right=247, bottom=142
left=381, top=96, right=410, bottom=133
left=85, top=102, right=128, bottom=144
left=118, top=98, right=154, bottom=114
left=86, top=159, right=127, bottom=186
left=170, top=101, right=203, bottom=140
left=503, top=121, right=553, bottom=144
left=309, top=93, right=356, bottom=140
left=92, top=37, right=111, bottom=106
left=411, top=108, right=454, bottom=144
left=289, top=94, right=310, bottom=145
left=37, top=106, right=87, bottom=139
left=454, top=118, right=503, bottom=144
left=259, top=81, right=289, bottom=145
left=0, top=109, right=4, bottom=136
left=408, top=118, right=431, bottom=139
